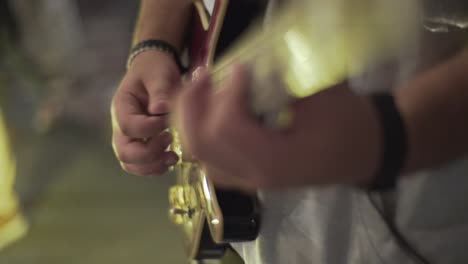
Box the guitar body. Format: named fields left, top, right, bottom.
left=169, top=0, right=265, bottom=261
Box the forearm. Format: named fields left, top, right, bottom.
left=395, top=48, right=468, bottom=173
left=132, top=0, right=192, bottom=51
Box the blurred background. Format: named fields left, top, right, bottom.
left=0, top=0, right=467, bottom=264
left=0, top=0, right=239, bottom=263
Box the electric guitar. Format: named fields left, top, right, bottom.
left=168, top=0, right=419, bottom=261
left=168, top=0, right=266, bottom=261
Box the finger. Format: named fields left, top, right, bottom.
left=174, top=69, right=211, bottom=157
left=112, top=88, right=168, bottom=138
left=224, top=64, right=250, bottom=109
left=208, top=65, right=266, bottom=150
left=121, top=152, right=179, bottom=177
left=211, top=64, right=253, bottom=129
left=146, top=77, right=179, bottom=115
left=113, top=131, right=174, bottom=164
left=230, top=65, right=279, bottom=138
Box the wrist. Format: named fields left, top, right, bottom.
left=346, top=95, right=383, bottom=187
left=127, top=39, right=186, bottom=73
left=363, top=93, right=408, bottom=192
left=132, top=31, right=182, bottom=51
left=301, top=87, right=383, bottom=187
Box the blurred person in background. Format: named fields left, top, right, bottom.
left=0, top=0, right=28, bottom=250
left=0, top=0, right=86, bottom=250
left=0, top=108, right=28, bottom=251
left=5, top=0, right=86, bottom=132
left=112, top=0, right=468, bottom=263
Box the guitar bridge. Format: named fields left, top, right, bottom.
left=168, top=163, right=226, bottom=259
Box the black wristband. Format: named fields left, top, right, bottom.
left=367, top=94, right=407, bottom=192
left=127, top=39, right=186, bottom=73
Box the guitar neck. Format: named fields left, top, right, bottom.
left=209, top=0, right=420, bottom=121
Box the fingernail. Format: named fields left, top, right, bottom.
left=165, top=156, right=178, bottom=166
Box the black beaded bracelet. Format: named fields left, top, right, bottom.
left=126, top=39, right=186, bottom=73
left=367, top=93, right=408, bottom=192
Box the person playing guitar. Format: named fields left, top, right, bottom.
left=111, top=0, right=468, bottom=263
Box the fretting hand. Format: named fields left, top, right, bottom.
left=173, top=65, right=381, bottom=191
